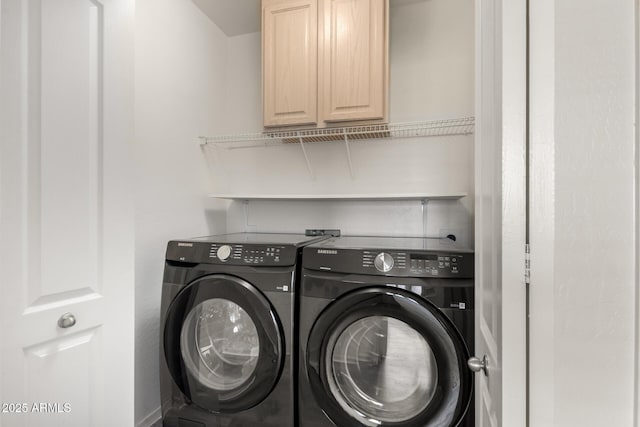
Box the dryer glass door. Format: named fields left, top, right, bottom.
left=328, top=316, right=439, bottom=423
left=307, top=287, right=472, bottom=427
left=164, top=274, right=284, bottom=413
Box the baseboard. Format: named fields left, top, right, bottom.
left=136, top=407, right=162, bottom=427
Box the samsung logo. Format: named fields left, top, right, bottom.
left=317, top=249, right=338, bottom=255
left=177, top=242, right=193, bottom=247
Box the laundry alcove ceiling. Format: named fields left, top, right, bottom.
left=192, top=0, right=261, bottom=36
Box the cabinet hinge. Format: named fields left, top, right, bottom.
left=524, top=243, right=530, bottom=284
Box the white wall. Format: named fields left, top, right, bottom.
left=226, top=198, right=472, bottom=246
left=205, top=0, right=476, bottom=245
left=390, top=0, right=474, bottom=122
left=529, top=0, right=637, bottom=425
left=134, top=1, right=229, bottom=424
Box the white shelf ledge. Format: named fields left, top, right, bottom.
left=209, top=193, right=467, bottom=202
left=199, top=117, right=474, bottom=149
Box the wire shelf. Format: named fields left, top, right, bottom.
left=199, top=117, right=474, bottom=149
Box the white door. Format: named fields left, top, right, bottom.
left=473, top=0, right=527, bottom=425
left=0, top=0, right=134, bottom=426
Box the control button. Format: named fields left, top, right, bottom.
left=411, top=260, right=417, bottom=269
left=452, top=257, right=457, bottom=263
left=374, top=253, right=394, bottom=273
left=217, top=245, right=232, bottom=261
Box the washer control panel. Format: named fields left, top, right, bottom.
left=166, top=241, right=298, bottom=266
left=209, top=243, right=289, bottom=265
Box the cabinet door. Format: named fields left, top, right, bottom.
left=263, top=0, right=318, bottom=127
left=320, top=0, right=388, bottom=123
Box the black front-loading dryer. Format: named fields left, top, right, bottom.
left=160, top=233, right=327, bottom=427
left=298, top=236, right=474, bottom=427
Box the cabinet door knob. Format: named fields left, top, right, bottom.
left=468, top=355, right=488, bottom=376
left=57, top=313, right=76, bottom=329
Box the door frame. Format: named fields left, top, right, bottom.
left=499, top=0, right=528, bottom=423
left=636, top=2, right=640, bottom=424
left=529, top=0, right=639, bottom=425
left=527, top=0, right=555, bottom=424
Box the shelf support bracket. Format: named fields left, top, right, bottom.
left=297, top=132, right=315, bottom=179
left=422, top=199, right=429, bottom=238
left=343, top=131, right=355, bottom=178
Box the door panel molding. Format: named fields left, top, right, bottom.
left=24, top=288, right=102, bottom=314
left=24, top=327, right=99, bottom=358
left=22, top=0, right=107, bottom=305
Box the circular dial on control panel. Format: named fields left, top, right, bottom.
left=216, top=245, right=232, bottom=261
left=374, top=252, right=394, bottom=273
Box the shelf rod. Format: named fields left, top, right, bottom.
left=298, top=132, right=315, bottom=179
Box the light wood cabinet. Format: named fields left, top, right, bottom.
left=262, top=0, right=388, bottom=128
left=319, top=0, right=387, bottom=123
left=263, top=0, right=318, bottom=127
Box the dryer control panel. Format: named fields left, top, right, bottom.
left=407, top=253, right=465, bottom=276
left=366, top=250, right=470, bottom=277
left=304, top=247, right=473, bottom=278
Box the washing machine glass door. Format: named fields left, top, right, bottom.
left=164, top=274, right=284, bottom=413
left=307, top=287, right=472, bottom=427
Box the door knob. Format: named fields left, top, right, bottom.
left=57, top=313, right=76, bottom=329
left=468, top=355, right=488, bottom=376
